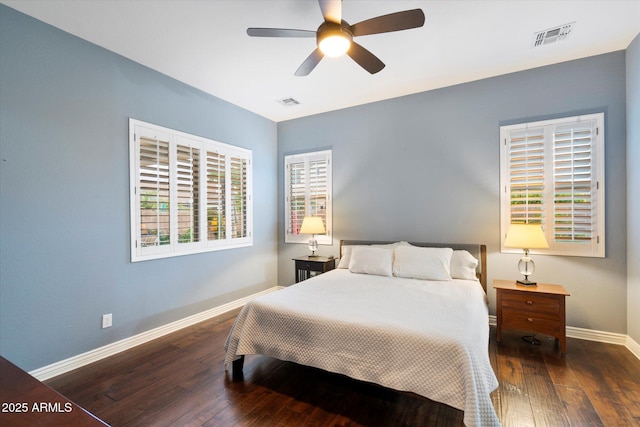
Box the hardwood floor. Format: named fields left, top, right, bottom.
left=44, top=308, right=640, bottom=426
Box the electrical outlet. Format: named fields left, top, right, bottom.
left=102, top=313, right=112, bottom=329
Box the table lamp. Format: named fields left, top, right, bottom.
left=504, top=223, right=549, bottom=286
left=299, top=216, right=325, bottom=257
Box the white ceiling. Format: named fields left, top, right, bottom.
left=2, top=0, right=639, bottom=122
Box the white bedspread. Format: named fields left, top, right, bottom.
left=224, top=269, right=500, bottom=427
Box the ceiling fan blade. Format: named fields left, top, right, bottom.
left=350, top=9, right=425, bottom=37
left=247, top=28, right=316, bottom=38
left=318, top=0, right=342, bottom=24
left=295, top=48, right=324, bottom=76
left=347, top=42, right=385, bottom=74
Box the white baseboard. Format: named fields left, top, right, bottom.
left=29, top=286, right=283, bottom=381
left=627, top=336, right=640, bottom=360
left=566, top=325, right=627, bottom=345
left=30, top=294, right=636, bottom=381
left=488, top=315, right=638, bottom=359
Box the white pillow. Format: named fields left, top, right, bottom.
left=450, top=250, right=479, bottom=280
left=337, top=246, right=355, bottom=268
left=348, top=246, right=394, bottom=277
left=393, top=246, right=453, bottom=281
left=338, top=241, right=409, bottom=268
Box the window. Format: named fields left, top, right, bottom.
left=130, top=119, right=252, bottom=262
left=500, top=113, right=604, bottom=257
left=285, top=150, right=332, bottom=244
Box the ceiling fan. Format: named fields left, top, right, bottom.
left=247, top=0, right=425, bottom=76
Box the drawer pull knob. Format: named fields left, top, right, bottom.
left=527, top=317, right=534, bottom=323
left=526, top=300, right=534, bottom=305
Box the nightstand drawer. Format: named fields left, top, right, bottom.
left=501, top=291, right=560, bottom=317
left=502, top=309, right=564, bottom=336
left=294, top=259, right=333, bottom=272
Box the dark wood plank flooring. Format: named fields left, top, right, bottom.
left=44, top=308, right=640, bottom=426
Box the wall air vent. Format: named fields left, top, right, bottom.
left=532, top=22, right=574, bottom=48
left=276, top=97, right=301, bottom=107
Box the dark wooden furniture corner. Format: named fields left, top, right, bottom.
left=0, top=356, right=109, bottom=426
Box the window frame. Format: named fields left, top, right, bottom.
left=284, top=150, right=332, bottom=245
left=500, top=113, right=605, bottom=258
left=129, top=119, right=252, bottom=262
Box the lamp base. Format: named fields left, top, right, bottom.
left=308, top=236, right=318, bottom=258
left=516, top=278, right=538, bottom=286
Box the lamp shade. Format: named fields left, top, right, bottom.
left=504, top=224, right=549, bottom=249
left=299, top=216, right=325, bottom=235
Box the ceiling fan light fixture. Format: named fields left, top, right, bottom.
left=319, top=34, right=351, bottom=57
left=317, top=21, right=352, bottom=57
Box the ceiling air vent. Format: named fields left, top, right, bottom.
left=276, top=97, right=301, bottom=107
left=532, top=22, right=574, bottom=48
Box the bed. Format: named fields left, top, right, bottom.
left=224, top=240, right=500, bottom=427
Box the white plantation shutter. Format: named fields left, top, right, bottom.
left=500, top=113, right=604, bottom=257
left=553, top=123, right=596, bottom=244
left=206, top=151, right=226, bottom=241
left=130, top=119, right=252, bottom=262
left=507, top=127, right=545, bottom=226
left=230, top=156, right=249, bottom=239
left=176, top=141, right=200, bottom=245
left=288, top=161, right=306, bottom=235
left=285, top=150, right=332, bottom=244
left=138, top=133, right=171, bottom=252
left=309, top=159, right=329, bottom=224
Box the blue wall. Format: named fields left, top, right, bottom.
left=627, top=33, right=640, bottom=344
left=0, top=5, right=278, bottom=371
left=277, top=51, right=629, bottom=335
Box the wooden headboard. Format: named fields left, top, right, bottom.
left=340, top=240, right=487, bottom=292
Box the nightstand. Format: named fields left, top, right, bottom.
left=494, top=279, right=570, bottom=353
left=293, top=256, right=336, bottom=283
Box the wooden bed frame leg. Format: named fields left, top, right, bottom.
left=232, top=355, right=245, bottom=381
